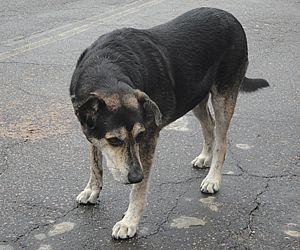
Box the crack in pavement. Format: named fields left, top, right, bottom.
left=222, top=180, right=271, bottom=249
left=227, top=141, right=298, bottom=179
left=236, top=162, right=299, bottom=179
left=140, top=189, right=188, bottom=239
left=12, top=85, right=48, bottom=98
left=12, top=204, right=79, bottom=245
left=140, top=176, right=201, bottom=239
left=220, top=143, right=299, bottom=248
left=243, top=180, right=270, bottom=236
left=8, top=200, right=69, bottom=218
left=155, top=176, right=201, bottom=187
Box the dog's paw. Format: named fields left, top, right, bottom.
left=76, top=187, right=100, bottom=204
left=112, top=220, right=137, bottom=240
left=200, top=176, right=221, bottom=194
left=191, top=154, right=211, bottom=168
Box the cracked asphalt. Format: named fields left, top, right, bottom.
left=0, top=0, right=299, bottom=249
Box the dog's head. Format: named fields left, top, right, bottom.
left=72, top=89, right=162, bottom=184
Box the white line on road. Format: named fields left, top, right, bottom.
left=0, top=0, right=164, bottom=61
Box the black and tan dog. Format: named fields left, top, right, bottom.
left=70, top=8, right=269, bottom=239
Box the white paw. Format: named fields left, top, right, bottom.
left=76, top=187, right=100, bottom=204
left=112, top=220, right=137, bottom=240
left=191, top=154, right=212, bottom=168
left=200, top=176, right=221, bottom=194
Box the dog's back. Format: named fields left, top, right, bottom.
left=149, top=8, right=248, bottom=117
left=71, top=8, right=264, bottom=125
left=71, top=8, right=249, bottom=124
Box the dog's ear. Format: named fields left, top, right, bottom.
left=76, top=94, right=105, bottom=129
left=135, top=90, right=162, bottom=127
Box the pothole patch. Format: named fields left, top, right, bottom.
left=48, top=222, right=75, bottom=237
left=200, top=196, right=220, bottom=212
left=170, top=216, right=206, bottom=229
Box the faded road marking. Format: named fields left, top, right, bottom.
left=236, top=144, right=253, bottom=150
left=0, top=0, right=165, bottom=61
left=165, top=116, right=189, bottom=131
left=170, top=216, right=206, bottom=229
left=48, top=222, right=75, bottom=237
left=200, top=196, right=220, bottom=212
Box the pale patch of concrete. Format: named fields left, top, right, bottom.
left=0, top=245, right=14, bottom=250
left=225, top=171, right=235, bottom=175
left=236, top=144, right=253, bottom=150
left=165, top=116, right=189, bottom=131
left=200, top=196, right=220, bottom=212
left=283, top=223, right=300, bottom=238
left=48, top=222, right=75, bottom=237
left=37, top=245, right=52, bottom=250
left=139, top=226, right=149, bottom=236
left=284, top=230, right=300, bottom=238
left=34, top=233, right=47, bottom=240
left=170, top=216, right=206, bottom=229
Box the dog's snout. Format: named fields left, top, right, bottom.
left=128, top=166, right=144, bottom=184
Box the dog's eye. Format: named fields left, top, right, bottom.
left=135, top=132, right=144, bottom=143
left=107, top=137, right=124, bottom=147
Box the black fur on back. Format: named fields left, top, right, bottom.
left=70, top=8, right=269, bottom=125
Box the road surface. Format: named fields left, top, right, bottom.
left=0, top=0, right=299, bottom=249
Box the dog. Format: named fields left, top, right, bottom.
left=70, top=7, right=269, bottom=239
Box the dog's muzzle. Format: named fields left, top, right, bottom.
left=128, top=164, right=144, bottom=184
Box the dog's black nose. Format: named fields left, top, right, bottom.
left=128, top=170, right=144, bottom=184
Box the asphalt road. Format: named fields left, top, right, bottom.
left=0, top=0, right=299, bottom=249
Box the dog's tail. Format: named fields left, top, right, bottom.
left=240, top=77, right=270, bottom=92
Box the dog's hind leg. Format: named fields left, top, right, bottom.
left=112, top=130, right=159, bottom=239
left=200, top=82, right=240, bottom=194
left=76, top=144, right=103, bottom=204
left=191, top=95, right=215, bottom=168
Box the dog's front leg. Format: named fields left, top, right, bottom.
left=76, top=144, right=103, bottom=204
left=112, top=167, right=151, bottom=239
left=112, top=131, right=158, bottom=239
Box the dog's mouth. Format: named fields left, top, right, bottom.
left=110, top=169, right=144, bottom=185
left=124, top=182, right=133, bottom=185
left=125, top=178, right=143, bottom=185
left=101, top=149, right=144, bottom=184
left=114, top=173, right=143, bottom=185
